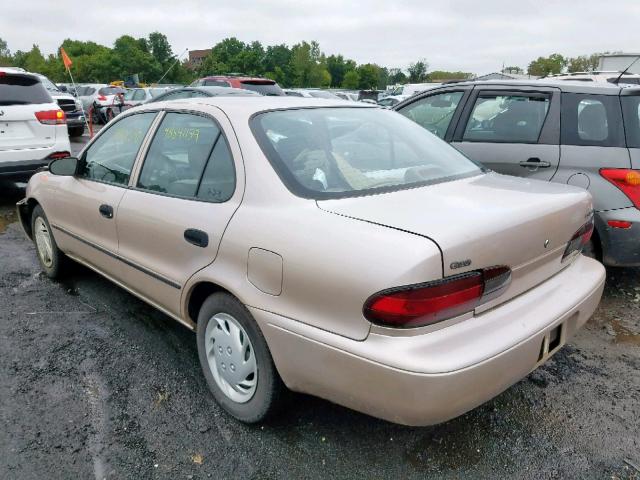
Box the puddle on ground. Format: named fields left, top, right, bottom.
left=0, top=209, right=17, bottom=234
left=610, top=319, right=640, bottom=346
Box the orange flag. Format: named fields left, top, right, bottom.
left=60, top=47, right=72, bottom=70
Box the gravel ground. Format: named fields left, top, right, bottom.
left=0, top=140, right=639, bottom=478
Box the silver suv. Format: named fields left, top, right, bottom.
left=395, top=80, right=640, bottom=267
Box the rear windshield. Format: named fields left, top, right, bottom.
left=77, top=86, right=96, bottom=96
left=251, top=107, right=481, bottom=199
left=98, top=87, right=125, bottom=95
left=149, top=88, right=168, bottom=97
left=0, top=74, right=51, bottom=105
left=203, top=80, right=231, bottom=87
left=240, top=81, right=284, bottom=96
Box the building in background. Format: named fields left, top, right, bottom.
left=188, top=49, right=211, bottom=70
left=598, top=53, right=640, bottom=74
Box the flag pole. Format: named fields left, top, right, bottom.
left=61, top=48, right=90, bottom=136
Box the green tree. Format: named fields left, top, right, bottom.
left=357, top=63, right=379, bottom=89
left=0, top=37, right=11, bottom=66
left=148, top=32, right=173, bottom=65
left=342, top=70, right=360, bottom=89
left=407, top=59, right=428, bottom=82
left=388, top=68, right=407, bottom=85
left=428, top=70, right=473, bottom=81
left=567, top=54, right=600, bottom=73
left=113, top=35, right=162, bottom=82
left=527, top=53, right=566, bottom=76
left=326, top=54, right=356, bottom=88
left=289, top=41, right=330, bottom=87
left=502, top=66, right=523, bottom=74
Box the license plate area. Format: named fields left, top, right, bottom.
left=537, top=323, right=565, bottom=364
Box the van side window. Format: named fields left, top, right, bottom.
left=137, top=112, right=236, bottom=202
left=398, top=91, right=464, bottom=139
left=561, top=93, right=624, bottom=147
left=462, top=94, right=550, bottom=143
left=80, top=112, right=156, bottom=186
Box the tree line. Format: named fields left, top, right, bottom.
left=0, top=34, right=620, bottom=87
left=0, top=34, right=472, bottom=89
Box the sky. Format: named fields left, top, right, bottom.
left=2, top=0, right=640, bottom=75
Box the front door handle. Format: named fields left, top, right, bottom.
left=99, top=204, right=113, bottom=219
left=184, top=228, right=209, bottom=248
left=519, top=158, right=551, bottom=169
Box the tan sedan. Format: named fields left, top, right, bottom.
left=17, top=97, right=605, bottom=425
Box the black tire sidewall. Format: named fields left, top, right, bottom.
left=196, top=292, right=281, bottom=423
left=31, top=205, right=64, bottom=279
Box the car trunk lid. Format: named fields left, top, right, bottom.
left=0, top=104, right=57, bottom=151
left=318, top=172, right=593, bottom=310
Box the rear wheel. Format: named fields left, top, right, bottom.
left=196, top=292, right=283, bottom=423
left=31, top=205, right=67, bottom=279
left=68, top=126, right=84, bottom=137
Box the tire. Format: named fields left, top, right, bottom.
left=196, top=292, right=283, bottom=423
left=68, top=126, right=84, bottom=138
left=31, top=205, right=67, bottom=279
left=105, top=109, right=114, bottom=122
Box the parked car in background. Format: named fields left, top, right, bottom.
left=283, top=88, right=343, bottom=100
left=544, top=71, right=640, bottom=85
left=148, top=86, right=259, bottom=103
left=35, top=74, right=85, bottom=137
left=18, top=96, right=604, bottom=426
left=388, top=83, right=442, bottom=98
left=395, top=79, right=640, bottom=266
left=75, top=84, right=126, bottom=123
left=123, top=87, right=175, bottom=107
left=191, top=75, right=285, bottom=96
left=377, top=95, right=404, bottom=107
left=0, top=68, right=70, bottom=181
left=333, top=91, right=359, bottom=101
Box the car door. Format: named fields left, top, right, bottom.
left=451, top=86, right=561, bottom=181
left=45, top=111, right=158, bottom=277
left=115, top=109, right=243, bottom=317
left=395, top=87, right=471, bottom=141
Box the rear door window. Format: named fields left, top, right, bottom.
left=463, top=93, right=550, bottom=143
left=561, top=93, right=624, bottom=147
left=137, top=112, right=235, bottom=201
left=398, top=91, right=464, bottom=139
left=80, top=112, right=157, bottom=186
left=203, top=80, right=231, bottom=87
left=0, top=74, right=51, bottom=105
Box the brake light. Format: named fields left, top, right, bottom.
left=607, top=220, right=632, bottom=229
left=97, top=94, right=107, bottom=101
left=600, top=169, right=640, bottom=208
left=363, top=266, right=511, bottom=328
left=35, top=109, right=66, bottom=125
left=562, top=216, right=594, bottom=261
left=47, top=151, right=70, bottom=159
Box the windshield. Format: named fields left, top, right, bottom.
left=251, top=107, right=481, bottom=199
left=240, top=81, right=284, bottom=96
left=0, top=74, right=51, bottom=105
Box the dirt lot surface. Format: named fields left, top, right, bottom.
left=0, top=142, right=638, bottom=478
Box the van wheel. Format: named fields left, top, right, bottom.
left=31, top=205, right=67, bottom=279
left=196, top=293, right=283, bottom=423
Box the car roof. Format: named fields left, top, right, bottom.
left=429, top=79, right=638, bottom=95
left=200, top=75, right=276, bottom=83
left=142, top=96, right=371, bottom=117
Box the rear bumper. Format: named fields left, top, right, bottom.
left=0, top=158, right=50, bottom=180
left=596, top=207, right=640, bottom=266
left=66, top=112, right=85, bottom=127
left=252, top=255, right=605, bottom=426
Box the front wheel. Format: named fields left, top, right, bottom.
left=196, top=293, right=283, bottom=423
left=31, top=205, right=67, bottom=279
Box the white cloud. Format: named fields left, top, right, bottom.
left=1, top=0, right=639, bottom=74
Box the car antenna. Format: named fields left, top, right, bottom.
left=612, top=56, right=640, bottom=85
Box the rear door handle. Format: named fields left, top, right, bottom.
left=99, top=204, right=113, bottom=219
left=184, top=229, right=209, bottom=248
left=519, top=158, right=551, bottom=168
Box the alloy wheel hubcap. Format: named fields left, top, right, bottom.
left=205, top=312, right=257, bottom=403
left=34, top=217, right=54, bottom=268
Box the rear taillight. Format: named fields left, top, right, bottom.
left=600, top=169, right=640, bottom=208
left=97, top=94, right=107, bottom=101
left=562, top=216, right=594, bottom=261
left=47, top=151, right=70, bottom=159
left=363, top=266, right=511, bottom=328
left=35, top=109, right=66, bottom=125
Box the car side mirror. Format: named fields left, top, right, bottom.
left=49, top=156, right=80, bottom=176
